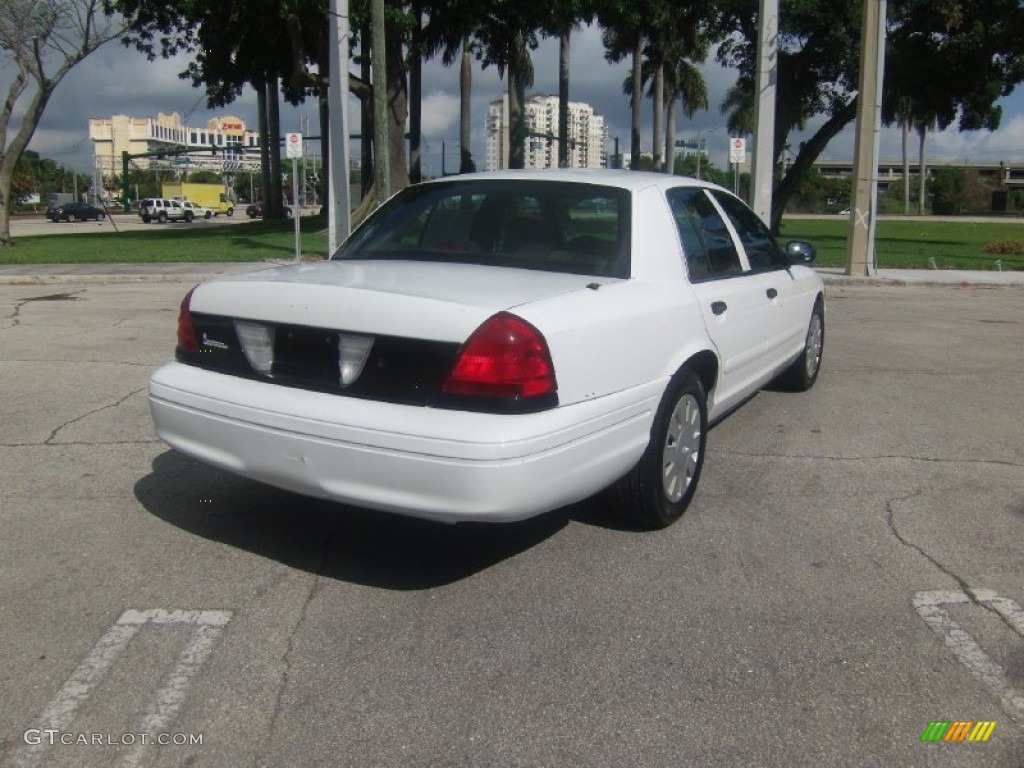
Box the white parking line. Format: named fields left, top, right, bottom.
left=14, top=608, right=232, bottom=768
left=912, top=589, right=1024, bottom=718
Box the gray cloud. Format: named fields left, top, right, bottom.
left=8, top=23, right=1023, bottom=176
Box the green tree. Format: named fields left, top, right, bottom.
left=716, top=0, right=1024, bottom=232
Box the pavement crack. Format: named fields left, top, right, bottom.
left=44, top=387, right=146, bottom=445
left=258, top=529, right=334, bottom=767
left=2, top=358, right=156, bottom=367
left=0, top=439, right=162, bottom=447
left=888, top=495, right=1021, bottom=637
left=712, top=450, right=1020, bottom=469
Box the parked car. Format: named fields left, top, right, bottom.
left=180, top=200, right=214, bottom=220
left=245, top=201, right=294, bottom=219
left=150, top=170, right=824, bottom=529
left=48, top=201, right=106, bottom=222
left=140, top=198, right=189, bottom=223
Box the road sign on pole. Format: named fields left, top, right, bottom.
left=729, top=137, right=746, bottom=164
left=286, top=132, right=303, bottom=159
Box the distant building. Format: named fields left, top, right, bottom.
left=485, top=95, right=607, bottom=171
left=89, top=112, right=262, bottom=176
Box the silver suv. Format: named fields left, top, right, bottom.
left=140, top=198, right=190, bottom=223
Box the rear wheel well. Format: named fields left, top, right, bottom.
left=682, top=350, right=718, bottom=398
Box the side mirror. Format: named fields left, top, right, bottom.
left=785, top=240, right=816, bottom=264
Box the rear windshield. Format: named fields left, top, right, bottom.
left=333, top=180, right=631, bottom=278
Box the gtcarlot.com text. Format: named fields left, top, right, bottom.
left=23, top=729, right=203, bottom=747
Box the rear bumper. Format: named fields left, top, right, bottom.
left=149, top=363, right=661, bottom=523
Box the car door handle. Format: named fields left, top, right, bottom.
left=766, top=288, right=778, bottom=300
left=711, top=301, right=728, bottom=316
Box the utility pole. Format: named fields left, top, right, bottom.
left=328, top=0, right=352, bottom=252
left=845, top=0, right=887, bottom=276
left=750, top=0, right=778, bottom=223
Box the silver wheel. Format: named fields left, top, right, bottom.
left=613, top=367, right=707, bottom=528
left=805, top=311, right=823, bottom=379
left=662, top=393, right=702, bottom=503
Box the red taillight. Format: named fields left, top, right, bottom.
left=177, top=287, right=199, bottom=352
left=443, top=312, right=557, bottom=398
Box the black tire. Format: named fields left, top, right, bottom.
left=204, top=211, right=212, bottom=219
left=612, top=368, right=708, bottom=529
left=184, top=211, right=194, bottom=223
left=158, top=211, right=168, bottom=223
left=777, top=299, right=825, bottom=392
left=226, top=208, right=234, bottom=217
left=142, top=215, right=151, bottom=223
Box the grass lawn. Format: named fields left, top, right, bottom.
left=781, top=217, right=1024, bottom=271
left=3, top=212, right=1023, bottom=271
left=0, top=217, right=329, bottom=264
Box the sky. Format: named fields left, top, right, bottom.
left=12, top=22, right=1024, bottom=178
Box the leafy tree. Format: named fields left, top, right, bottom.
left=1, top=0, right=126, bottom=246
left=716, top=0, right=1024, bottom=232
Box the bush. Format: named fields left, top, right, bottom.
left=984, top=241, right=1024, bottom=254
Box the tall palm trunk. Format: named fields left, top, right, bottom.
left=630, top=32, right=643, bottom=169
left=508, top=32, right=528, bottom=170
left=902, top=118, right=910, bottom=214
left=652, top=63, right=664, bottom=171
left=917, top=123, right=927, bottom=215
left=558, top=30, right=570, bottom=168
left=665, top=96, right=677, bottom=175
left=459, top=39, right=475, bottom=173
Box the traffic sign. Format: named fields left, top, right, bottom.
left=729, top=137, right=746, bottom=164
left=285, top=132, right=303, bottom=159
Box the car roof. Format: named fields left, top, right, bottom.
left=416, top=168, right=725, bottom=195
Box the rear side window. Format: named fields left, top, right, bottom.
left=336, top=180, right=631, bottom=278
left=666, top=188, right=742, bottom=281
left=710, top=191, right=788, bottom=271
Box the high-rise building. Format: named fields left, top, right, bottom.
left=485, top=95, right=607, bottom=171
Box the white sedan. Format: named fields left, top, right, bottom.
left=179, top=200, right=214, bottom=220
left=149, top=170, right=824, bottom=528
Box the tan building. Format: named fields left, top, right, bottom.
left=89, top=112, right=262, bottom=176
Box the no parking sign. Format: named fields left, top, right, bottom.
left=285, top=132, right=303, bottom=159
left=729, top=137, right=746, bottom=164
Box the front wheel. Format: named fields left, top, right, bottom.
left=205, top=211, right=212, bottom=219
left=777, top=300, right=824, bottom=391
left=184, top=212, right=194, bottom=223
left=612, top=368, right=708, bottom=529
left=158, top=211, right=167, bottom=223
left=97, top=213, right=105, bottom=221
left=226, top=208, right=234, bottom=217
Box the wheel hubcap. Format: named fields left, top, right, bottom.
left=662, top=394, right=701, bottom=503
left=805, top=313, right=823, bottom=378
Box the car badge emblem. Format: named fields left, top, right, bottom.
left=201, top=333, right=229, bottom=350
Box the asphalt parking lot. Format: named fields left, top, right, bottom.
left=0, top=280, right=1021, bottom=767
